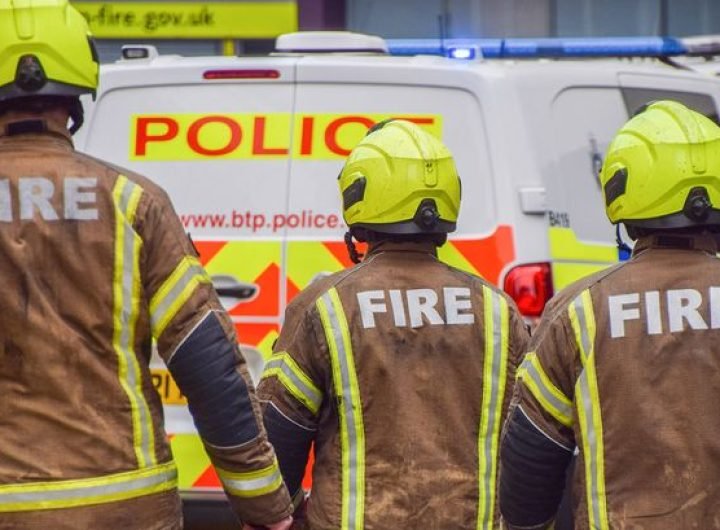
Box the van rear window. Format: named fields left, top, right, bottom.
left=621, top=88, right=720, bottom=124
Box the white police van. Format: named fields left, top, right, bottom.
left=74, top=31, right=720, bottom=520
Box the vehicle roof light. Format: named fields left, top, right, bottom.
left=275, top=31, right=388, bottom=54
left=503, top=37, right=686, bottom=57
left=681, top=35, right=720, bottom=57
left=447, top=46, right=480, bottom=60
left=203, top=69, right=281, bottom=80
left=120, top=45, right=159, bottom=61
left=387, top=37, right=688, bottom=59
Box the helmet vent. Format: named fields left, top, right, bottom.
left=15, top=55, right=46, bottom=92
left=604, top=168, right=628, bottom=206
left=343, top=177, right=367, bottom=210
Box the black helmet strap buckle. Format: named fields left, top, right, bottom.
left=683, top=187, right=712, bottom=222
left=15, top=55, right=47, bottom=93
left=413, top=199, right=440, bottom=231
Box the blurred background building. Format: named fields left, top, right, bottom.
left=72, top=0, right=720, bottom=62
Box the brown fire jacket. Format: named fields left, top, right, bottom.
left=258, top=240, right=529, bottom=529
left=506, top=233, right=720, bottom=529
left=0, top=114, right=291, bottom=529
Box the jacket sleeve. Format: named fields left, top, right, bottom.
left=500, top=298, right=577, bottom=530
left=136, top=186, right=292, bottom=526
left=257, top=301, right=326, bottom=504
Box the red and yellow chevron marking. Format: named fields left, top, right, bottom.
left=439, top=225, right=515, bottom=285
left=169, top=434, right=315, bottom=491
left=194, top=240, right=282, bottom=317
left=168, top=434, right=218, bottom=489
left=286, top=241, right=349, bottom=292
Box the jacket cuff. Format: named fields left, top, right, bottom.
left=205, top=438, right=293, bottom=525
left=227, top=482, right=294, bottom=526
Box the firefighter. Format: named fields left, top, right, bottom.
left=0, top=1, right=292, bottom=528
left=499, top=100, right=720, bottom=529
left=257, top=119, right=529, bottom=529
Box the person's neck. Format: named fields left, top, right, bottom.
left=0, top=108, right=71, bottom=141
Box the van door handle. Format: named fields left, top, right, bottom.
left=211, top=275, right=258, bottom=303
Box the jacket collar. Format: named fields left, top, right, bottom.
left=366, top=239, right=439, bottom=258
left=632, top=232, right=718, bottom=257
left=0, top=112, right=73, bottom=148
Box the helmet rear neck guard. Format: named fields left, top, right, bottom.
left=624, top=188, right=720, bottom=230
left=351, top=198, right=456, bottom=235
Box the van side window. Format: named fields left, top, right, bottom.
left=621, top=88, right=720, bottom=124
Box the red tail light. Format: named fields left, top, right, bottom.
left=503, top=262, right=553, bottom=317
left=203, top=69, right=280, bottom=80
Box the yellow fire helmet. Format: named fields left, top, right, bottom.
left=601, top=100, right=720, bottom=229
left=0, top=0, right=98, bottom=104
left=338, top=119, right=461, bottom=237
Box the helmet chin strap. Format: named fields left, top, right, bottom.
left=344, top=231, right=364, bottom=264
left=67, top=98, right=84, bottom=134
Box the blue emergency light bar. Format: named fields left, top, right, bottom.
left=387, top=37, right=689, bottom=59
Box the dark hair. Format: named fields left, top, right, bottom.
left=0, top=95, right=83, bottom=133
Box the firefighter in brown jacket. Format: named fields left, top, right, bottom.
left=500, top=100, right=720, bottom=530
left=0, top=2, right=292, bottom=528
left=257, top=119, right=529, bottom=529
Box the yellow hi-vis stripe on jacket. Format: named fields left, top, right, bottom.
left=517, top=352, right=573, bottom=428
left=150, top=255, right=212, bottom=339
left=0, top=461, right=177, bottom=512
left=112, top=175, right=156, bottom=468
left=216, top=459, right=284, bottom=498
left=569, top=289, right=609, bottom=530
left=476, top=287, right=510, bottom=530
left=262, top=352, right=323, bottom=415
left=316, top=288, right=366, bottom=530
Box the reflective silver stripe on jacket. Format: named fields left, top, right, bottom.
left=217, top=462, right=284, bottom=498
left=0, top=461, right=177, bottom=512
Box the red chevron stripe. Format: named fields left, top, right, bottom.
left=192, top=466, right=221, bottom=488
left=322, top=240, right=366, bottom=269
left=193, top=241, right=228, bottom=267
left=451, top=225, right=515, bottom=285
left=229, top=263, right=280, bottom=316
